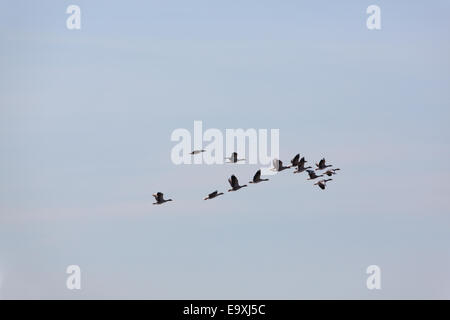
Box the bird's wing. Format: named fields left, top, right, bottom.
left=157, top=192, right=164, bottom=202
left=228, top=177, right=233, bottom=187
left=209, top=191, right=218, bottom=198
left=291, top=154, right=299, bottom=165
left=231, top=175, right=238, bottom=187
left=272, top=159, right=281, bottom=169
left=319, top=183, right=325, bottom=190
left=254, top=169, right=261, bottom=181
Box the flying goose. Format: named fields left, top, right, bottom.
left=152, top=192, right=173, bottom=205
left=225, top=152, right=245, bottom=163
left=190, top=149, right=206, bottom=155
left=315, top=158, right=332, bottom=170
left=290, top=154, right=300, bottom=167
left=307, top=170, right=323, bottom=180
left=204, top=190, right=224, bottom=200
left=272, top=159, right=290, bottom=172
left=314, top=179, right=333, bottom=190
left=293, top=157, right=312, bottom=174
left=324, top=168, right=341, bottom=176
left=228, top=174, right=247, bottom=191
left=249, top=169, right=269, bottom=184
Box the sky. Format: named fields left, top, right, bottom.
left=0, top=0, right=449, bottom=299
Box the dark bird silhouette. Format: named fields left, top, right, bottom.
left=290, top=154, right=300, bottom=167
left=249, top=169, right=269, bottom=184
left=190, top=149, right=205, bottom=155
left=315, top=158, right=332, bottom=170
left=228, top=174, right=247, bottom=191
left=225, top=152, right=245, bottom=163
left=293, top=157, right=312, bottom=173
left=152, top=192, right=173, bottom=205
left=204, top=190, right=224, bottom=200
left=324, top=168, right=341, bottom=176
left=307, top=170, right=323, bottom=180
left=272, top=159, right=290, bottom=172
left=314, top=179, right=333, bottom=190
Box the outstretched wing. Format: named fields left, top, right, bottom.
left=291, top=154, right=299, bottom=166
left=319, top=183, right=325, bottom=190
left=208, top=190, right=218, bottom=198
left=299, top=157, right=305, bottom=166
left=229, top=175, right=238, bottom=188
left=319, top=158, right=325, bottom=167
left=254, top=169, right=261, bottom=181
left=273, top=159, right=281, bottom=170
left=155, top=192, right=163, bottom=202
left=231, top=175, right=239, bottom=187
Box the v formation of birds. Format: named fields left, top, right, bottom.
left=152, top=151, right=341, bottom=205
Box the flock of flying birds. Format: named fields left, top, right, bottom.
left=152, top=151, right=341, bottom=205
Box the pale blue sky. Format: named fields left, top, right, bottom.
left=0, top=0, right=449, bottom=299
